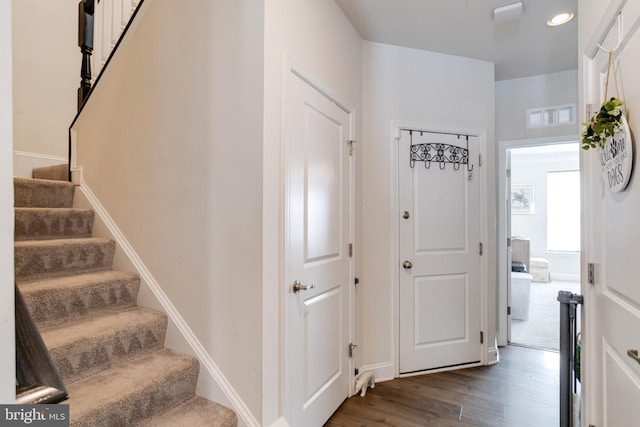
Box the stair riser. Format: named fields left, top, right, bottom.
left=69, top=355, right=199, bottom=426
left=14, top=178, right=75, bottom=208
left=15, top=240, right=116, bottom=282
left=15, top=209, right=94, bottom=241
left=46, top=313, right=168, bottom=384
left=32, top=164, right=70, bottom=181
left=21, top=275, right=140, bottom=330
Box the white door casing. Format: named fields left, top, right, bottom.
left=284, top=70, right=353, bottom=427
left=582, top=1, right=640, bottom=425
left=398, top=129, right=482, bottom=373
left=506, top=151, right=512, bottom=343
left=497, top=136, right=577, bottom=347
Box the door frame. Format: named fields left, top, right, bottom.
left=497, top=136, right=580, bottom=347
left=391, top=120, right=489, bottom=376
left=282, top=59, right=357, bottom=422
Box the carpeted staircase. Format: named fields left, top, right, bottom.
left=14, top=167, right=237, bottom=426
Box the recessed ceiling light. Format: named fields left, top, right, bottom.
left=547, top=12, right=574, bottom=26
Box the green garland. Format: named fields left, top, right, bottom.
left=581, top=98, right=624, bottom=150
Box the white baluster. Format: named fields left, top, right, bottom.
left=111, top=0, right=121, bottom=49
left=92, top=0, right=104, bottom=81
left=121, top=0, right=129, bottom=31
left=101, top=0, right=112, bottom=65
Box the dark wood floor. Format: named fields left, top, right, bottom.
left=325, top=345, right=559, bottom=426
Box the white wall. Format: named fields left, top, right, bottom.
left=12, top=0, right=78, bottom=158
left=361, top=42, right=496, bottom=374
left=510, top=146, right=580, bottom=279
left=0, top=0, right=15, bottom=404
left=72, top=0, right=264, bottom=421
left=263, top=1, right=362, bottom=423
left=496, top=70, right=579, bottom=142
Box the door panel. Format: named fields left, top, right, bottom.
left=306, top=107, right=342, bottom=263
left=604, top=341, right=640, bottom=426
left=304, top=288, right=342, bottom=405
left=414, top=274, right=467, bottom=345
left=399, top=130, right=481, bottom=373
left=415, top=168, right=466, bottom=251
left=286, top=72, right=352, bottom=427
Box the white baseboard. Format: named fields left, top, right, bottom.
left=74, top=176, right=260, bottom=427
left=13, top=151, right=66, bottom=178
left=358, top=362, right=394, bottom=383
left=551, top=273, right=580, bottom=282
left=487, top=338, right=500, bottom=365
left=267, top=417, right=292, bottom=427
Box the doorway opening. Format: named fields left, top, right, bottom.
left=498, top=140, right=581, bottom=352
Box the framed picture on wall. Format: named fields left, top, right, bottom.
left=511, top=183, right=535, bottom=215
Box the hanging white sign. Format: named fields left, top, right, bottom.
left=600, top=115, right=633, bottom=192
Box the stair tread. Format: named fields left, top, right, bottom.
left=19, top=270, right=139, bottom=293
left=65, top=349, right=199, bottom=425
left=15, top=236, right=113, bottom=248
left=42, top=307, right=167, bottom=384
left=18, top=270, right=140, bottom=329
left=15, top=207, right=94, bottom=241
left=138, top=396, right=237, bottom=427
left=42, top=307, right=166, bottom=349
left=15, top=207, right=93, bottom=213
left=15, top=237, right=116, bottom=282
left=14, top=177, right=75, bottom=187
left=14, top=177, right=75, bottom=208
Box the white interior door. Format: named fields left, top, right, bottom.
left=398, top=130, right=481, bottom=373
left=285, top=72, right=352, bottom=427
left=583, top=2, right=640, bottom=426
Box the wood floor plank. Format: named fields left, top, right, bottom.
left=326, top=346, right=559, bottom=426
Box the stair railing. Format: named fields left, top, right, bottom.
left=76, top=0, right=142, bottom=110
left=72, top=0, right=145, bottom=180
left=15, top=284, right=68, bottom=404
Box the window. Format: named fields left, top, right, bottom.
left=547, top=170, right=580, bottom=252
left=527, top=104, right=576, bottom=129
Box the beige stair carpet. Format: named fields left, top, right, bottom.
left=15, top=172, right=237, bottom=426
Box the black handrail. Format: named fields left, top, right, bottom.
left=15, top=284, right=68, bottom=404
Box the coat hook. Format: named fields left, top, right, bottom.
left=597, top=12, right=622, bottom=53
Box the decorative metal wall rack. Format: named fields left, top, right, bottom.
left=408, top=130, right=473, bottom=172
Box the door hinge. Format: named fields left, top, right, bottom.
left=478, top=153, right=482, bottom=167
left=354, top=277, right=360, bottom=286
left=354, top=368, right=359, bottom=376
left=479, top=242, right=483, bottom=256
left=507, top=306, right=511, bottom=316
left=507, top=237, right=511, bottom=247
left=349, top=243, right=353, bottom=257
left=588, top=263, right=595, bottom=285
left=348, top=140, right=356, bottom=156
left=349, top=343, right=357, bottom=358
left=506, top=168, right=511, bottom=178
left=480, top=331, right=484, bottom=344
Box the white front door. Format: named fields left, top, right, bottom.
left=398, top=129, right=482, bottom=373
left=583, top=2, right=640, bottom=426
left=285, top=71, right=352, bottom=427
